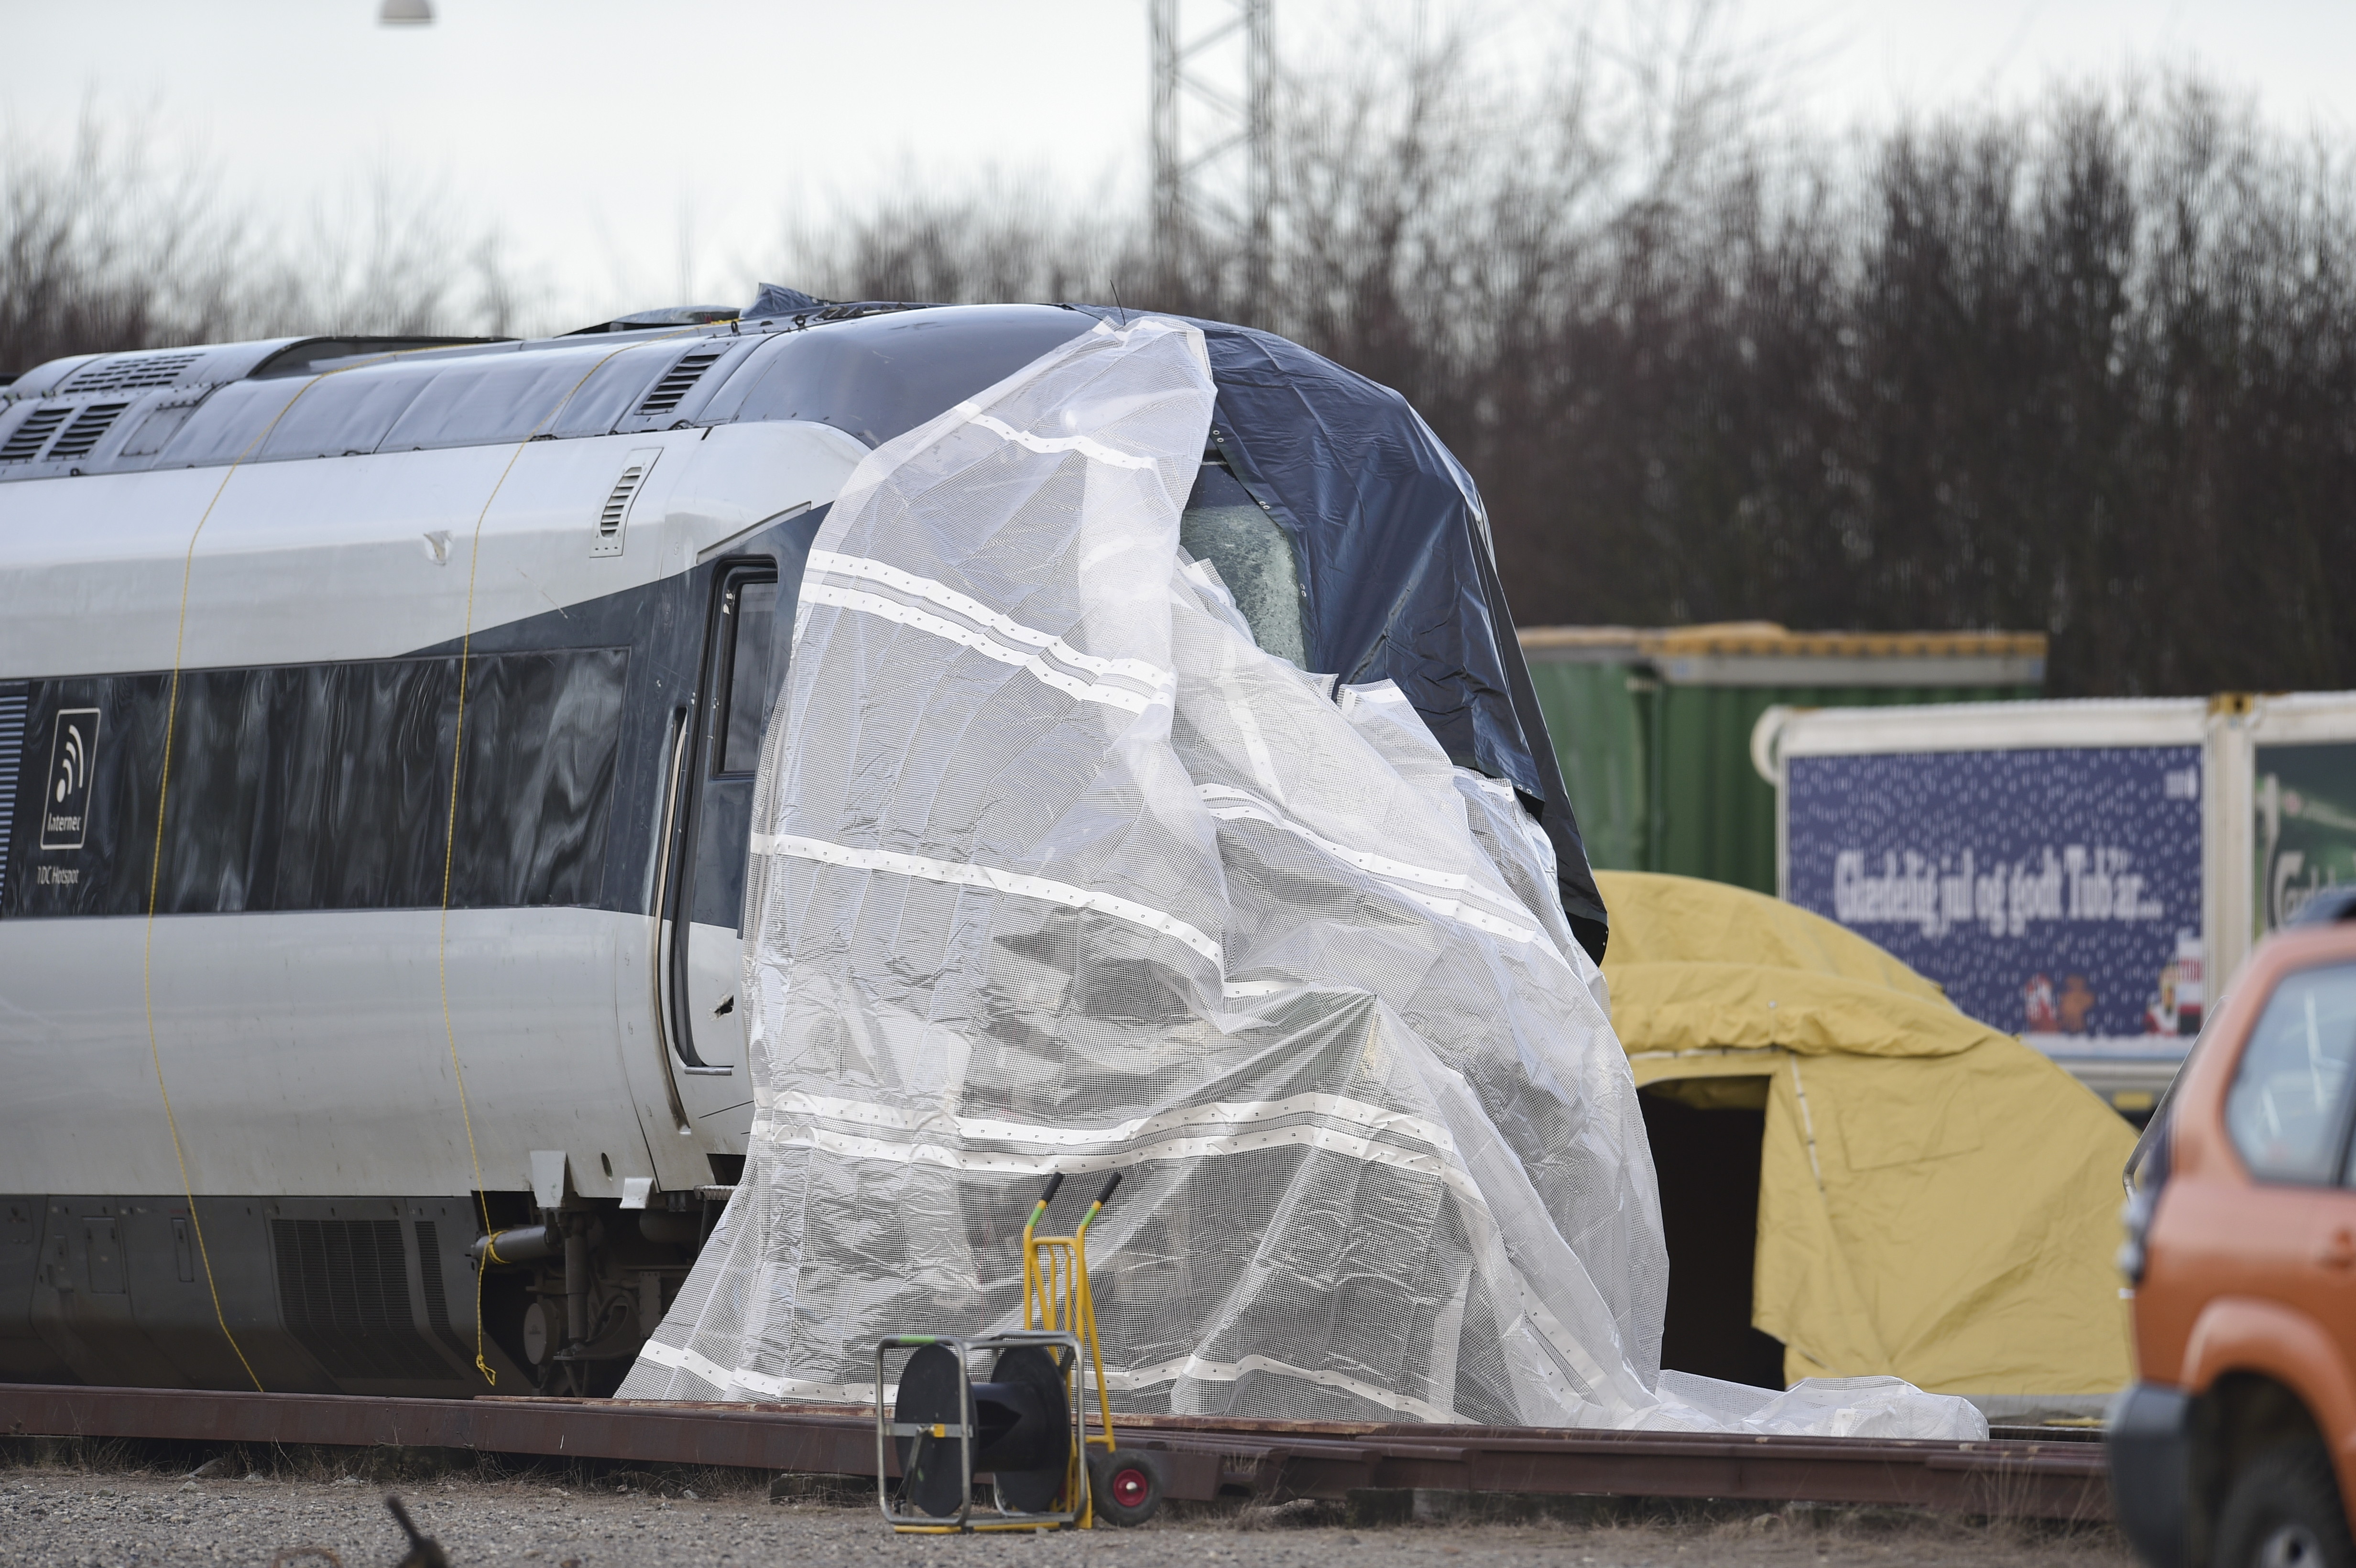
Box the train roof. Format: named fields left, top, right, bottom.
left=0, top=294, right=1611, bottom=954
left=0, top=303, right=1095, bottom=483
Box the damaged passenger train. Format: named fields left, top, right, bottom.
left=0, top=296, right=1604, bottom=1397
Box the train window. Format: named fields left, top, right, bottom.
left=718, top=576, right=779, bottom=775
left=3, top=650, right=627, bottom=919
left=1180, top=459, right=1308, bottom=668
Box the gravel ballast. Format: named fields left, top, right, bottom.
left=1, top=1460, right=2136, bottom=1568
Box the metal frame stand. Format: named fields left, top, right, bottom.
left=876, top=1173, right=1142, bottom=1533
left=872, top=1329, right=1088, bottom=1534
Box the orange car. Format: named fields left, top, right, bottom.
left=2114, top=889, right=2356, bottom=1568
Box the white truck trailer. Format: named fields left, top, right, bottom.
left=1759, top=694, right=2356, bottom=1115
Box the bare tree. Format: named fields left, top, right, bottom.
left=770, top=27, right=2356, bottom=699
left=16, top=39, right=2356, bottom=699
left=0, top=113, right=534, bottom=377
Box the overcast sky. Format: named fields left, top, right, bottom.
left=10, top=0, right=2356, bottom=329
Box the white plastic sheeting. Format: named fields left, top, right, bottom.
left=618, top=317, right=1983, bottom=1442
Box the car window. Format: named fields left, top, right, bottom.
left=2225, top=963, right=2356, bottom=1183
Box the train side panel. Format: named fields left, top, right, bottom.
left=0, top=419, right=859, bottom=1394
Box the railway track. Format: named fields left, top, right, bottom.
left=0, top=1383, right=2111, bottom=1522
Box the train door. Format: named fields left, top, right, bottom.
left=648, top=561, right=779, bottom=1154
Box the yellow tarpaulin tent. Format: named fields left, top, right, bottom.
left=1596, top=871, right=2135, bottom=1396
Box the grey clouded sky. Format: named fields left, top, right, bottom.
left=9, top=0, right=2354, bottom=327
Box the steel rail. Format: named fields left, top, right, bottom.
left=0, top=1384, right=2109, bottom=1521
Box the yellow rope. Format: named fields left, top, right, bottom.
left=142, top=362, right=366, bottom=1393
left=135, top=327, right=697, bottom=1390
left=143, top=538, right=265, bottom=1390
left=435, top=328, right=699, bottom=1384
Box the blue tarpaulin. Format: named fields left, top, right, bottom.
left=1072, top=306, right=1608, bottom=959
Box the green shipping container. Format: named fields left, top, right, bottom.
left=1521, top=624, right=2047, bottom=894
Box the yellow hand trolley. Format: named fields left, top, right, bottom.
left=874, top=1173, right=1164, bottom=1531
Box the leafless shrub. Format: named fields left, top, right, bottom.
left=780, top=168, right=1138, bottom=312
left=0, top=112, right=532, bottom=377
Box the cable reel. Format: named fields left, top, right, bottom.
left=875, top=1174, right=1165, bottom=1532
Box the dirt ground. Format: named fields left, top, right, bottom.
left=0, top=1453, right=2138, bottom=1568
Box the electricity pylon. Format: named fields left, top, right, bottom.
left=1149, top=0, right=1272, bottom=314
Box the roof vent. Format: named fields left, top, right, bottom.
left=59, top=352, right=201, bottom=395
left=46, top=403, right=131, bottom=462
left=635, top=349, right=725, bottom=417
left=0, top=405, right=71, bottom=462
left=592, top=448, right=661, bottom=558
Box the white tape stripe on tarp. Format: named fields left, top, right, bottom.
left=634, top=1339, right=884, bottom=1404
left=774, top=1087, right=1457, bottom=1155
left=1101, top=1353, right=1453, bottom=1423
left=953, top=406, right=1160, bottom=471
left=1211, top=642, right=1287, bottom=801
left=1385, top=885, right=1543, bottom=946
left=805, top=550, right=1172, bottom=688
left=634, top=1339, right=745, bottom=1394
left=750, top=832, right=1222, bottom=964
left=1197, top=784, right=1542, bottom=945
left=799, top=582, right=1157, bottom=715
left=1513, top=1281, right=1638, bottom=1411
left=1200, top=782, right=1473, bottom=891
left=752, top=1120, right=1484, bottom=1207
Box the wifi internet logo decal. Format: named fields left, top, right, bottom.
left=39, top=708, right=99, bottom=851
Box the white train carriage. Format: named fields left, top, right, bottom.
left=0, top=298, right=1605, bottom=1399
left=0, top=305, right=1113, bottom=1394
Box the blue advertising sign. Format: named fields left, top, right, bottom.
left=1786, top=746, right=2205, bottom=1042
